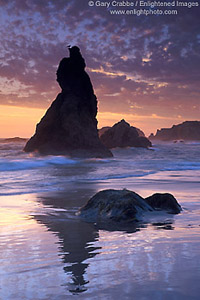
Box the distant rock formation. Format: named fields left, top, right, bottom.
left=3, top=137, right=27, bottom=143
left=98, top=123, right=145, bottom=138
left=100, top=119, right=152, bottom=149
left=135, top=127, right=145, bottom=137
left=78, top=189, right=181, bottom=223
left=24, top=46, right=112, bottom=158
left=149, top=121, right=200, bottom=141
left=98, top=126, right=111, bottom=137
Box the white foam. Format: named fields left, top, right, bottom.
left=0, top=156, right=77, bottom=172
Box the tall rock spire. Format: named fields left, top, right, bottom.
left=24, top=46, right=112, bottom=158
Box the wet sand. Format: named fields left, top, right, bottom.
left=1, top=175, right=200, bottom=299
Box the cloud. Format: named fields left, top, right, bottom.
left=0, top=0, right=199, bottom=125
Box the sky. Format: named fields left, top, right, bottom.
left=0, top=0, right=200, bottom=138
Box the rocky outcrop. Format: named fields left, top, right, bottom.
left=145, top=193, right=182, bottom=214
left=78, top=189, right=181, bottom=223
left=98, top=126, right=111, bottom=137
left=78, top=189, right=153, bottom=222
left=3, top=137, right=27, bottom=143
left=149, top=121, right=200, bottom=141
left=100, top=119, right=152, bottom=149
left=98, top=124, right=145, bottom=138
left=24, top=46, right=112, bottom=158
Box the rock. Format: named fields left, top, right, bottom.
left=145, top=193, right=182, bottom=214
left=78, top=189, right=153, bottom=222
left=135, top=127, right=145, bottom=137
left=99, top=124, right=145, bottom=138
left=148, top=133, right=155, bottom=140
left=24, top=46, right=112, bottom=158
left=98, top=126, right=111, bottom=137
left=100, top=119, right=152, bottom=149
left=78, top=189, right=182, bottom=224
left=149, top=121, right=200, bottom=141
left=3, top=137, right=27, bottom=143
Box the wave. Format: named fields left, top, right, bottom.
left=0, top=156, right=77, bottom=172
left=80, top=171, right=157, bottom=181
left=162, top=162, right=200, bottom=172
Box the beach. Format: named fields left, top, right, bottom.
left=0, top=140, right=200, bottom=299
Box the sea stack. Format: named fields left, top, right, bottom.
left=149, top=121, right=200, bottom=141
left=100, top=119, right=152, bottom=149
left=24, top=46, right=112, bottom=158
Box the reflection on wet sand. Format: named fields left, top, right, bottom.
left=1, top=190, right=199, bottom=299
left=152, top=221, right=174, bottom=230
left=34, top=185, right=178, bottom=295
left=34, top=185, right=144, bottom=294
left=35, top=192, right=100, bottom=294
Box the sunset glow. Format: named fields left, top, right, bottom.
left=0, top=1, right=199, bottom=137
left=97, top=111, right=184, bottom=136
left=0, top=105, right=45, bottom=138
left=0, top=2, right=200, bottom=299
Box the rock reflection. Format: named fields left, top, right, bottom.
left=35, top=212, right=100, bottom=294
left=152, top=221, right=174, bottom=230
left=34, top=188, right=177, bottom=295
left=96, top=220, right=142, bottom=234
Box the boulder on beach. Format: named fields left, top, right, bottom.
left=24, top=46, right=112, bottom=158
left=149, top=121, right=200, bottom=141
left=78, top=189, right=182, bottom=223
left=145, top=193, right=182, bottom=214
left=78, top=189, right=153, bottom=222
left=100, top=119, right=152, bottom=149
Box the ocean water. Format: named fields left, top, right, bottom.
left=0, top=140, right=200, bottom=299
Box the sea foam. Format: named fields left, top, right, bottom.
left=0, top=156, right=77, bottom=172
